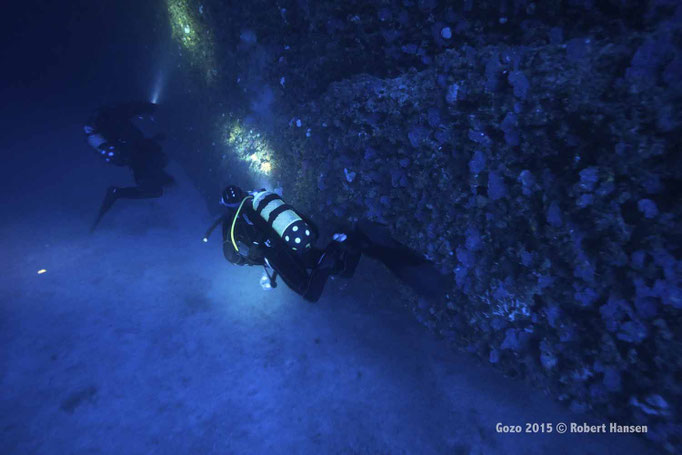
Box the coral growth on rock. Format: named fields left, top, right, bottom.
left=169, top=1, right=682, bottom=451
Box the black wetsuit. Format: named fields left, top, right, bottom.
left=206, top=200, right=360, bottom=303
left=85, top=101, right=174, bottom=230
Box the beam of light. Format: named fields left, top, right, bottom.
left=259, top=162, right=272, bottom=174
left=223, top=119, right=275, bottom=178
left=150, top=67, right=166, bottom=104
left=37, top=269, right=47, bottom=275
left=150, top=36, right=175, bottom=104
left=165, top=0, right=216, bottom=83
left=166, top=0, right=199, bottom=49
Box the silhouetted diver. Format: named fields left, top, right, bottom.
left=84, top=101, right=174, bottom=231
left=204, top=185, right=450, bottom=302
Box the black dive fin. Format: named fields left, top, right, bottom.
left=384, top=259, right=451, bottom=300
left=355, top=219, right=398, bottom=249
left=90, top=187, right=118, bottom=232
left=354, top=220, right=451, bottom=300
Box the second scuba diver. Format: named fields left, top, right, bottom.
left=84, top=101, right=174, bottom=231
left=204, top=185, right=451, bottom=303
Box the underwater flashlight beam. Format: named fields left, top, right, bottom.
left=150, top=40, right=175, bottom=104
left=150, top=68, right=166, bottom=104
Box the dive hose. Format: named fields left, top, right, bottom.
left=230, top=196, right=253, bottom=252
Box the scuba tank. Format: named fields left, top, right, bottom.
left=83, top=125, right=128, bottom=166
left=85, top=127, right=107, bottom=150
left=251, top=190, right=314, bottom=252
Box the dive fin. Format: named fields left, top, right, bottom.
left=354, top=219, right=398, bottom=249
left=353, top=219, right=451, bottom=300
left=90, top=187, right=118, bottom=232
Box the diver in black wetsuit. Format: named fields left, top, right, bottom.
left=84, top=101, right=174, bottom=231
left=203, top=185, right=357, bottom=302
left=204, top=185, right=450, bottom=303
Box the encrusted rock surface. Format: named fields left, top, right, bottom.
left=168, top=1, right=682, bottom=450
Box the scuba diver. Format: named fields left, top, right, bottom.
left=203, top=185, right=451, bottom=303
left=84, top=101, right=174, bottom=231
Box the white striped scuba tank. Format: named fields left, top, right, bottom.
left=83, top=125, right=127, bottom=166
left=251, top=190, right=314, bottom=252
left=86, top=132, right=107, bottom=150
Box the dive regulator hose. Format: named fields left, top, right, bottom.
left=230, top=196, right=253, bottom=252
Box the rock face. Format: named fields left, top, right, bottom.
left=168, top=1, right=682, bottom=451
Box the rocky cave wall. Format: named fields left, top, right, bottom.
left=164, top=1, right=682, bottom=451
